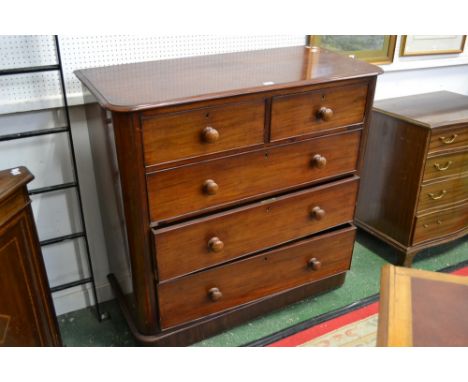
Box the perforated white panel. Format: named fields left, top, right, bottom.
left=0, top=35, right=57, bottom=69
left=0, top=35, right=305, bottom=112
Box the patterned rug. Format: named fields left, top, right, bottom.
left=267, top=266, right=468, bottom=347
left=268, top=302, right=379, bottom=347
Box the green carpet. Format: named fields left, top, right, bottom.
left=58, top=230, right=468, bottom=346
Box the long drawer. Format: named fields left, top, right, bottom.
left=142, top=100, right=265, bottom=166
left=423, top=149, right=468, bottom=182
left=417, top=174, right=468, bottom=212
left=147, top=130, right=361, bottom=222
left=153, top=176, right=359, bottom=281
left=157, top=225, right=356, bottom=329
left=270, top=82, right=367, bottom=141
left=413, top=201, right=468, bottom=244
left=429, top=125, right=468, bottom=154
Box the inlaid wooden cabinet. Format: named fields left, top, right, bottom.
left=356, top=91, right=468, bottom=267
left=76, top=46, right=381, bottom=346
left=0, top=167, right=61, bottom=346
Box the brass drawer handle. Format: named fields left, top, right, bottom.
left=424, top=219, right=443, bottom=228
left=428, top=189, right=447, bottom=200
left=308, top=257, right=322, bottom=271
left=207, top=237, right=224, bottom=252
left=434, top=161, right=452, bottom=171
left=311, top=154, right=327, bottom=169
left=208, top=287, right=222, bottom=302
left=317, top=106, right=334, bottom=121
left=201, top=126, right=220, bottom=143
left=203, top=179, right=219, bottom=195
left=439, top=134, right=458, bottom=144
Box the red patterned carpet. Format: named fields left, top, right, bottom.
left=268, top=266, right=468, bottom=347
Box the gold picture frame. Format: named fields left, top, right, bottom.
left=400, top=35, right=466, bottom=56
left=307, top=35, right=397, bottom=64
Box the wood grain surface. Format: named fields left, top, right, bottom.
left=413, top=201, right=468, bottom=244
left=158, top=226, right=356, bottom=329
left=75, top=46, right=382, bottom=112
left=147, top=130, right=361, bottom=222
left=417, top=173, right=468, bottom=212
left=0, top=167, right=61, bottom=346
left=153, top=176, right=358, bottom=280
left=271, top=81, right=367, bottom=141
left=142, top=99, right=265, bottom=166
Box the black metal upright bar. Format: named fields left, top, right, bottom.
left=0, top=35, right=105, bottom=321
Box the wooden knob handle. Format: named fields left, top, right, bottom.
left=310, top=206, right=326, bottom=220
left=208, top=237, right=224, bottom=252
left=208, top=287, right=222, bottom=302
left=312, top=154, right=327, bottom=169
left=203, top=179, right=219, bottom=195
left=308, top=257, right=322, bottom=271
left=317, top=107, right=334, bottom=121
left=202, top=126, right=219, bottom=143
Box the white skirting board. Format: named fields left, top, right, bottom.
left=53, top=272, right=133, bottom=316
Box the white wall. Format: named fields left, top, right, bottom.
left=0, top=35, right=467, bottom=315
left=375, top=37, right=468, bottom=99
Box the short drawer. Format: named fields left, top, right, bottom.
left=413, top=201, right=468, bottom=245
left=153, top=176, right=359, bottom=281
left=142, top=100, right=265, bottom=166
left=429, top=125, right=468, bottom=154
left=417, top=174, right=468, bottom=212
left=423, top=150, right=468, bottom=182
left=270, top=82, right=368, bottom=142
left=147, top=130, right=361, bottom=222
left=157, top=225, right=356, bottom=329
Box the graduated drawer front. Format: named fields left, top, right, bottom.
left=270, top=82, right=368, bottom=141
left=423, top=150, right=468, bottom=182
left=157, top=225, right=356, bottom=329
left=417, top=174, right=468, bottom=212
left=141, top=100, right=265, bottom=166
left=413, top=202, right=468, bottom=244
left=147, top=130, right=361, bottom=222
left=153, top=176, right=359, bottom=281
left=429, top=125, right=468, bottom=154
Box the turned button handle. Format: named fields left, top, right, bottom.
left=202, top=126, right=219, bottom=143
left=312, top=154, right=327, bottom=169
left=317, top=107, right=334, bottom=122
left=208, top=287, right=223, bottom=302
left=203, top=179, right=219, bottom=195
left=308, top=257, right=322, bottom=271
left=310, top=206, right=326, bottom=220
left=208, top=237, right=224, bottom=252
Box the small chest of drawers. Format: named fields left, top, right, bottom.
left=76, top=46, right=381, bottom=346
left=0, top=167, right=61, bottom=346
left=356, top=91, right=468, bottom=267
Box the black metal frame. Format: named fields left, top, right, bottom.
left=0, top=35, right=104, bottom=320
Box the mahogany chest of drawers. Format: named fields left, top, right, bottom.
left=356, top=91, right=468, bottom=267
left=76, top=46, right=381, bottom=346
left=0, top=167, right=61, bottom=346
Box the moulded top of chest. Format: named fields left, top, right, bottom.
left=374, top=91, right=468, bottom=129
left=0, top=167, right=33, bottom=203
left=74, top=46, right=382, bottom=112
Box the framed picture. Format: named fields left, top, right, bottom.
left=307, top=35, right=397, bottom=64
left=400, top=35, right=466, bottom=56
